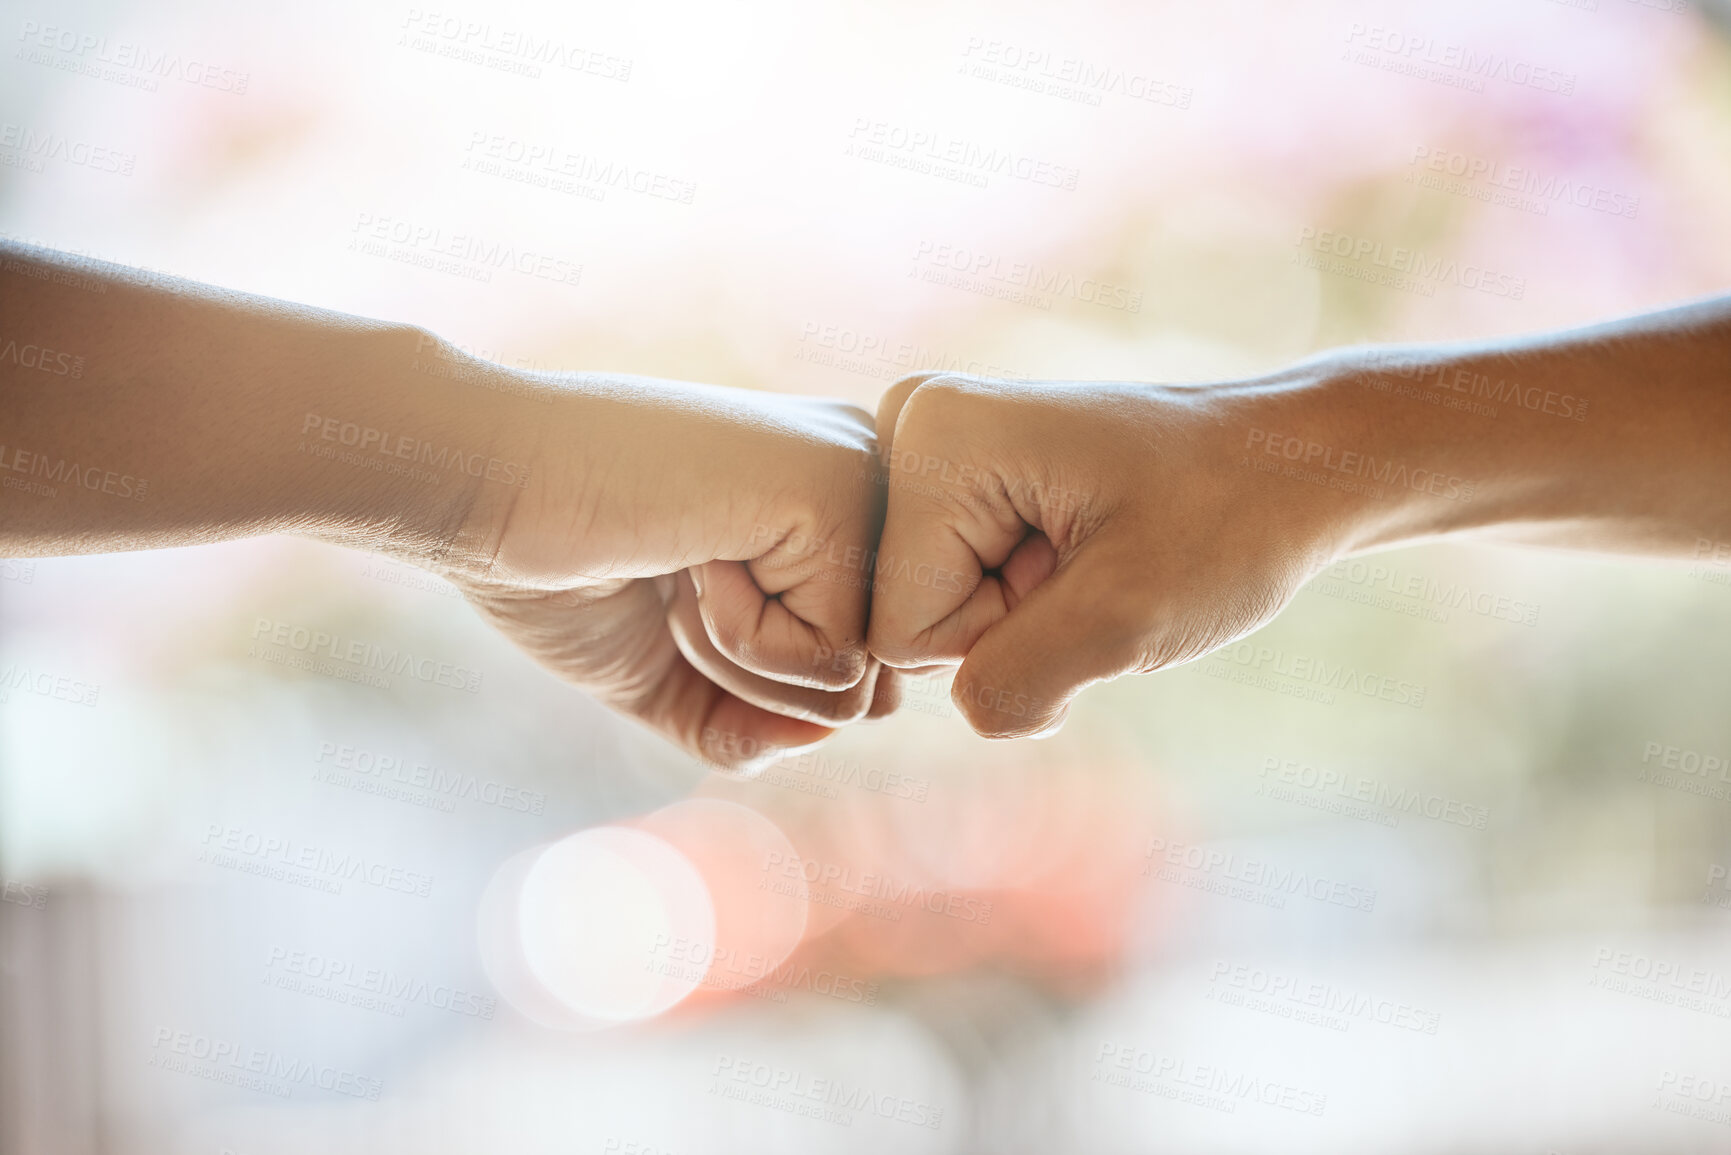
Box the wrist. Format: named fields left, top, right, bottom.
left=1229, top=346, right=1565, bottom=562
left=291, top=325, right=546, bottom=579
left=1169, top=366, right=1388, bottom=578
left=1268, top=352, right=1490, bottom=555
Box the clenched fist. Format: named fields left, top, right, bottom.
left=866, top=371, right=1346, bottom=737
left=448, top=373, right=901, bottom=769
left=867, top=294, right=1731, bottom=739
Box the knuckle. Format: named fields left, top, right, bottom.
left=899, top=374, right=983, bottom=430
left=882, top=371, right=952, bottom=417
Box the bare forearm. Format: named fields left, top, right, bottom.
left=0, top=243, right=894, bottom=765
left=1235, top=295, right=1731, bottom=562
left=0, top=243, right=531, bottom=569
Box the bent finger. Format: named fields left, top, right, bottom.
left=671, top=570, right=880, bottom=726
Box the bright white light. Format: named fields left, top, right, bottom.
left=479, top=827, right=715, bottom=1029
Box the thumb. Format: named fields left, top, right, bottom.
left=950, top=542, right=1147, bottom=739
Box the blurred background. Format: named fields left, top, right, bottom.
left=4, top=0, right=1731, bottom=1150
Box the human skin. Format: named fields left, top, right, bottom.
left=867, top=295, right=1731, bottom=737
left=0, top=242, right=896, bottom=770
